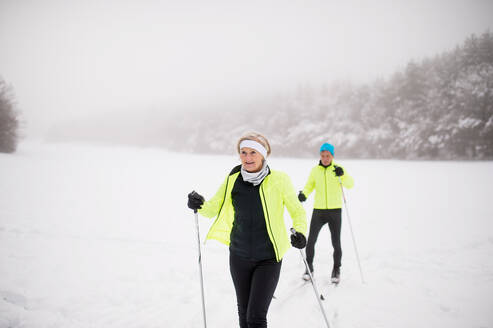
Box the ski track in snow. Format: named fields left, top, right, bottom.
left=1, top=141, right=493, bottom=328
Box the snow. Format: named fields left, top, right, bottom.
left=1, top=141, right=492, bottom=328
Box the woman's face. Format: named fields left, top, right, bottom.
left=240, top=147, right=264, bottom=173
left=320, top=151, right=333, bottom=166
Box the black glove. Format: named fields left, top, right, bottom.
left=333, top=165, right=344, bottom=177
left=298, top=191, right=307, bottom=202
left=187, top=191, right=204, bottom=211
left=290, top=232, right=306, bottom=249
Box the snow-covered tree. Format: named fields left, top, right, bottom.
left=0, top=78, right=19, bottom=153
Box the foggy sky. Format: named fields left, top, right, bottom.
left=1, top=0, right=492, bottom=137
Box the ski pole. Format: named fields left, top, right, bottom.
left=338, top=177, right=365, bottom=284
left=194, top=209, right=208, bottom=328
left=290, top=228, right=331, bottom=328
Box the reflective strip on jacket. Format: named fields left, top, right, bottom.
left=198, top=166, right=307, bottom=262
left=302, top=162, right=354, bottom=209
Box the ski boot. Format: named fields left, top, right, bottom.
left=331, top=267, right=340, bottom=285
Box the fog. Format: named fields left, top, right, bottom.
left=1, top=0, right=492, bottom=138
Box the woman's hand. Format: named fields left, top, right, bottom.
left=333, top=165, right=344, bottom=177
left=290, top=232, right=306, bottom=249
left=187, top=191, right=205, bottom=211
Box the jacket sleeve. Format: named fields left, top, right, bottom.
left=340, top=165, right=354, bottom=189
left=281, top=173, right=307, bottom=235
left=302, top=168, right=316, bottom=197
left=198, top=176, right=228, bottom=218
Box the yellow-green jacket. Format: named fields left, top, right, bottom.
left=302, top=162, right=354, bottom=209
left=199, top=165, right=307, bottom=262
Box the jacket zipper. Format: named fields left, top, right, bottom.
left=324, top=167, right=328, bottom=209
left=260, top=184, right=280, bottom=261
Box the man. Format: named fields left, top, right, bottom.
left=298, top=142, right=354, bottom=284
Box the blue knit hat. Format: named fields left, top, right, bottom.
left=320, top=143, right=334, bottom=155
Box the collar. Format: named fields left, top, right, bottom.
left=318, top=160, right=333, bottom=168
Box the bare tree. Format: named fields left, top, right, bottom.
left=0, top=77, right=19, bottom=153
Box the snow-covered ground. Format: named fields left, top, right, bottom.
left=1, top=141, right=492, bottom=328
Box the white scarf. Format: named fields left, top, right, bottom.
left=241, top=161, right=269, bottom=186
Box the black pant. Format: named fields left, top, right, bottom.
left=229, top=252, right=282, bottom=328
left=305, top=208, right=342, bottom=272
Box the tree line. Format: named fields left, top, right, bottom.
left=163, top=30, right=493, bottom=160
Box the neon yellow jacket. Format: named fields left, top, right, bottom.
left=302, top=162, right=354, bottom=209
left=199, top=165, right=307, bottom=262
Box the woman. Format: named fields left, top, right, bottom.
left=297, top=142, right=354, bottom=284
left=187, top=132, right=307, bottom=328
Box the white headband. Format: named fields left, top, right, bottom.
left=239, top=140, right=268, bottom=159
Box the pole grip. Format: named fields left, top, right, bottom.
left=290, top=228, right=296, bottom=235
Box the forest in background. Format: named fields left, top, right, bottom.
left=48, top=31, right=493, bottom=160
left=162, top=31, right=493, bottom=159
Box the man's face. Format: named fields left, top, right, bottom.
left=320, top=151, right=333, bottom=166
